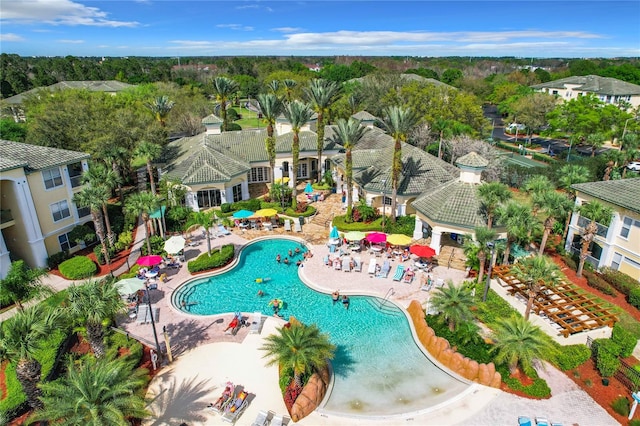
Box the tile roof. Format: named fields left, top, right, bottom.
left=4, top=80, right=135, bottom=104
left=411, top=180, right=486, bottom=230
left=456, top=151, right=489, bottom=168
left=202, top=114, right=223, bottom=125
left=572, top=178, right=640, bottom=214
left=531, top=75, right=640, bottom=96
left=0, top=139, right=89, bottom=172
left=351, top=111, right=378, bottom=122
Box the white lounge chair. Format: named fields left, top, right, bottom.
left=270, top=414, right=289, bottom=426
left=377, top=260, right=391, bottom=278
left=251, top=410, right=274, bottom=426
left=342, top=257, right=351, bottom=272
left=353, top=257, right=362, bottom=272
left=216, top=225, right=231, bottom=236
left=250, top=311, right=263, bottom=334
left=284, top=219, right=291, bottom=231
left=136, top=304, right=159, bottom=324
left=294, top=220, right=302, bottom=232
left=367, top=258, right=377, bottom=274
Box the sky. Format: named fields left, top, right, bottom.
left=1, top=0, right=639, bottom=58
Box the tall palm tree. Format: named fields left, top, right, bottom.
left=97, top=144, right=129, bottom=205
left=535, top=191, right=574, bottom=255
left=192, top=210, right=215, bottom=256
left=378, top=106, right=419, bottom=223
left=67, top=280, right=125, bottom=358
left=431, top=118, right=452, bottom=159
left=0, top=305, right=63, bottom=410
left=268, top=79, right=281, bottom=95
left=0, top=260, right=50, bottom=311
left=557, top=164, right=591, bottom=241
left=31, top=357, right=149, bottom=424
left=620, top=133, right=639, bottom=178
left=576, top=201, right=613, bottom=277
left=496, top=200, right=534, bottom=265
left=305, top=79, right=341, bottom=183
left=82, top=163, right=121, bottom=243
left=145, top=95, right=175, bottom=127
left=490, top=316, right=553, bottom=374
left=430, top=280, right=474, bottom=332
left=477, top=182, right=512, bottom=229
left=333, top=118, right=369, bottom=221
left=135, top=141, right=162, bottom=196
left=473, top=226, right=498, bottom=284
left=125, top=191, right=160, bottom=255
left=73, top=186, right=111, bottom=265
left=261, top=322, right=335, bottom=388
left=522, top=175, right=554, bottom=199
left=283, top=100, right=314, bottom=210
left=256, top=93, right=284, bottom=183
left=283, top=79, right=297, bottom=103
left=585, top=132, right=605, bottom=157
left=511, top=255, right=561, bottom=320
left=212, top=76, right=239, bottom=132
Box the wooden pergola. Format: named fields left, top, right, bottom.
left=492, top=265, right=618, bottom=338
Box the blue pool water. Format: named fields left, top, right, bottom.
left=173, top=238, right=468, bottom=416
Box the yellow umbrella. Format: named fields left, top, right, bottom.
left=253, top=208, right=278, bottom=218
left=274, top=177, right=290, bottom=184
left=387, top=234, right=412, bottom=246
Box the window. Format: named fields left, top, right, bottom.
left=612, top=253, right=623, bottom=270
left=621, top=217, right=633, bottom=238
left=297, top=163, right=308, bottom=178
left=383, top=196, right=392, bottom=206
left=58, top=232, right=78, bottom=252
left=249, top=167, right=269, bottom=183
left=196, top=189, right=222, bottom=209
left=51, top=200, right=71, bottom=222
left=232, top=184, right=242, bottom=202
left=43, top=167, right=63, bottom=190
left=77, top=205, right=90, bottom=218
left=67, top=162, right=83, bottom=188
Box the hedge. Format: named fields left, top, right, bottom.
left=600, top=267, right=638, bottom=296
left=554, top=344, right=591, bottom=371
left=106, top=331, right=144, bottom=364
left=612, top=323, right=637, bottom=358
left=187, top=244, right=235, bottom=273
left=583, top=270, right=616, bottom=296
left=497, top=364, right=552, bottom=398
left=47, top=250, right=71, bottom=269
left=58, top=256, right=97, bottom=280
left=630, top=287, right=640, bottom=310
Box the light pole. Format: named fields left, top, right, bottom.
left=144, top=280, right=163, bottom=364
left=482, top=242, right=496, bottom=302
left=381, top=179, right=386, bottom=230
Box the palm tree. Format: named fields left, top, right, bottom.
left=125, top=191, right=160, bottom=255
left=145, top=95, right=175, bottom=127
left=522, top=175, right=554, bottom=199
left=576, top=201, right=613, bottom=277
left=333, top=118, right=369, bottom=221
left=283, top=79, right=297, bottom=103
left=31, top=357, right=149, bottom=424
left=535, top=191, right=574, bottom=256
left=305, top=79, right=341, bottom=183
left=82, top=163, right=121, bottom=243
left=283, top=100, right=314, bottom=210
left=67, top=280, right=125, bottom=358
left=268, top=79, right=281, bottom=95
left=256, top=93, right=284, bottom=183
left=212, top=76, right=239, bottom=132
left=74, top=185, right=111, bottom=265
left=135, top=141, right=162, bottom=196
left=192, top=210, right=215, bottom=256
left=431, top=117, right=452, bottom=159
left=557, top=164, right=591, bottom=241
left=496, top=200, right=534, bottom=265
left=473, top=226, right=498, bottom=285
left=0, top=305, right=63, bottom=409
left=620, top=133, right=639, bottom=178
left=97, top=144, right=128, bottom=205
left=477, top=182, right=512, bottom=229
left=0, top=260, right=50, bottom=311
left=261, top=322, right=335, bottom=388
left=585, top=132, right=605, bottom=157
left=430, top=280, right=474, bottom=332
left=378, top=106, right=419, bottom=223
left=511, top=255, right=561, bottom=320
left=490, top=316, right=553, bottom=374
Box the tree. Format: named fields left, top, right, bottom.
left=430, top=280, right=474, bottom=332
left=0, top=260, right=50, bottom=311
left=472, top=226, right=498, bottom=285
left=261, top=322, right=335, bottom=387
left=442, top=68, right=463, bottom=86
left=31, top=357, right=149, bottom=424
left=535, top=191, right=574, bottom=255
left=507, top=92, right=557, bottom=144
left=192, top=210, right=215, bottom=256
left=511, top=255, right=562, bottom=320
left=145, top=95, right=175, bottom=127
left=477, top=182, right=512, bottom=229
left=283, top=100, right=314, bottom=210
left=576, top=201, right=613, bottom=277
left=212, top=76, right=239, bottom=132
left=256, top=93, right=284, bottom=183
left=304, top=79, right=341, bottom=183
left=378, top=106, right=419, bottom=223
left=283, top=78, right=297, bottom=103
left=73, top=185, right=111, bottom=265
left=333, top=118, right=369, bottom=221
left=82, top=163, right=121, bottom=243
left=0, top=305, right=63, bottom=409
left=125, top=191, right=160, bottom=255
left=135, top=140, right=162, bottom=196
left=67, top=280, right=124, bottom=358
left=490, top=316, right=553, bottom=374
left=496, top=201, right=534, bottom=265
left=585, top=132, right=606, bottom=157
left=556, top=164, right=591, bottom=239
left=97, top=144, right=129, bottom=205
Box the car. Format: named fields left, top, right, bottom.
left=627, top=161, right=640, bottom=171
left=505, top=123, right=526, bottom=134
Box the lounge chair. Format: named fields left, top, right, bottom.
left=250, top=311, right=263, bottom=334
left=367, top=258, right=377, bottom=274
left=221, top=390, right=250, bottom=423
left=354, top=257, right=362, bottom=272
left=518, top=417, right=532, bottom=426
left=342, top=257, right=351, bottom=272
left=270, top=414, right=289, bottom=426
left=535, top=417, right=549, bottom=426
left=403, top=269, right=415, bottom=283
left=284, top=219, right=291, bottom=231
left=294, top=220, right=302, bottom=232
left=334, top=258, right=342, bottom=270
left=136, top=304, right=159, bottom=324
left=251, top=410, right=274, bottom=426
left=270, top=217, right=279, bottom=228
left=216, top=225, right=231, bottom=236
left=377, top=260, right=391, bottom=278
left=392, top=264, right=405, bottom=281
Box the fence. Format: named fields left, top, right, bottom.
left=587, top=335, right=640, bottom=392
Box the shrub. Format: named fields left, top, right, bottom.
left=612, top=324, right=637, bottom=358
left=68, top=224, right=95, bottom=245
left=115, top=230, right=133, bottom=251
left=592, top=338, right=622, bottom=357
left=231, top=199, right=261, bottom=212
left=141, top=235, right=165, bottom=256
left=106, top=331, right=144, bottom=364
left=583, top=270, right=617, bottom=296
left=596, top=349, right=621, bottom=377
left=611, top=396, right=630, bottom=416
left=561, top=254, right=577, bottom=271
left=58, top=256, right=97, bottom=279
left=221, top=203, right=232, bottom=213
left=497, top=365, right=552, bottom=398
left=284, top=205, right=316, bottom=217
left=600, top=267, right=639, bottom=296
left=630, top=287, right=640, bottom=310
left=187, top=244, right=235, bottom=273
left=630, top=419, right=640, bottom=426
left=554, top=344, right=591, bottom=371
left=47, top=250, right=70, bottom=269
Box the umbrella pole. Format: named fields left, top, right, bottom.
left=144, top=281, right=163, bottom=364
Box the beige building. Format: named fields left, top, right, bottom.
left=0, top=140, right=91, bottom=278
left=531, top=75, right=640, bottom=109
left=566, top=178, right=640, bottom=281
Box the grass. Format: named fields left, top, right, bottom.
left=234, top=104, right=262, bottom=129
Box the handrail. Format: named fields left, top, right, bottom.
left=379, top=287, right=395, bottom=308
left=447, top=248, right=455, bottom=270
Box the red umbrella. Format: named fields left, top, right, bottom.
left=410, top=245, right=436, bottom=258
left=366, top=232, right=387, bottom=243
left=137, top=255, right=163, bottom=267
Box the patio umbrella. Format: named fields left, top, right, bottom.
left=366, top=232, right=387, bottom=244
left=387, top=234, right=412, bottom=246
left=115, top=278, right=146, bottom=297
left=163, top=235, right=186, bottom=255
left=304, top=182, right=314, bottom=193
left=410, top=244, right=436, bottom=258
left=253, top=208, right=278, bottom=218
left=232, top=209, right=254, bottom=219
left=137, top=255, right=163, bottom=267
left=343, top=231, right=366, bottom=241
left=329, top=226, right=340, bottom=240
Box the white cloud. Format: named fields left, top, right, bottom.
left=216, top=24, right=254, bottom=31
left=0, top=33, right=25, bottom=42
left=57, top=39, right=84, bottom=44
left=1, top=0, right=139, bottom=27
left=272, top=27, right=303, bottom=33
left=236, top=4, right=273, bottom=12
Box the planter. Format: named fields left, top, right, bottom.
left=602, top=378, right=610, bottom=386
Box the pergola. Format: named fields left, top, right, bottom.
left=492, top=265, right=618, bottom=338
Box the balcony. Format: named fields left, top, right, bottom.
left=0, top=209, right=15, bottom=229
left=577, top=216, right=608, bottom=238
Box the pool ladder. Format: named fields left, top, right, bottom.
left=379, top=287, right=395, bottom=308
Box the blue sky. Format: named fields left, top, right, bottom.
left=1, top=0, right=639, bottom=58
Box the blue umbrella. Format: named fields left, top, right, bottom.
left=329, top=226, right=340, bottom=239
left=304, top=182, right=314, bottom=193
left=232, top=209, right=254, bottom=219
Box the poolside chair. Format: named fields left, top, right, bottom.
left=403, top=269, right=415, bottom=283
left=435, top=278, right=445, bottom=288
left=367, top=258, right=377, bottom=274
left=270, top=217, right=279, bottom=228
left=251, top=410, right=273, bottom=426
left=392, top=264, right=405, bottom=281
left=216, top=225, right=231, bottom=236
left=342, top=257, right=351, bottom=272
left=250, top=311, right=263, bottom=334
left=271, top=414, right=289, bottom=426
left=221, top=390, right=250, bottom=423
left=284, top=219, right=291, bottom=232
left=354, top=257, right=362, bottom=272
left=518, top=416, right=532, bottom=426
left=136, top=304, right=159, bottom=324
left=294, top=220, right=302, bottom=232
left=535, top=417, right=549, bottom=426
left=334, top=258, right=342, bottom=270
left=377, top=260, right=391, bottom=278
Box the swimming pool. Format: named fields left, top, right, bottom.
left=173, top=237, right=469, bottom=417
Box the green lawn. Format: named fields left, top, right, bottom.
left=234, top=104, right=263, bottom=129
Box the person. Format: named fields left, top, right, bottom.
left=342, top=295, right=350, bottom=309
left=270, top=299, right=281, bottom=315
left=296, top=260, right=302, bottom=267
left=180, top=300, right=187, bottom=308
left=224, top=317, right=239, bottom=332
left=276, top=254, right=281, bottom=263
left=332, top=290, right=340, bottom=304
left=288, top=249, right=293, bottom=257
left=257, top=290, right=264, bottom=297
left=427, top=274, right=433, bottom=289
left=283, top=257, right=289, bottom=265
left=295, top=247, right=301, bottom=254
